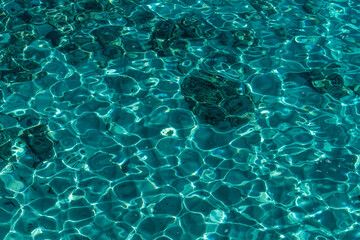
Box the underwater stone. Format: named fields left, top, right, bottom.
left=249, top=0, right=277, bottom=16
left=222, top=95, right=253, bottom=115
left=149, top=20, right=178, bottom=55
left=18, top=113, right=40, bottom=129
left=181, top=70, right=254, bottom=129
left=327, top=73, right=343, bottom=85
left=20, top=60, right=41, bottom=71
left=45, top=30, right=62, bottom=47
left=195, top=104, right=226, bottom=126
left=19, top=125, right=54, bottom=162
left=215, top=31, right=237, bottom=47
left=27, top=133, right=53, bottom=154
left=303, top=0, right=322, bottom=15
left=66, top=49, right=90, bottom=66
left=152, top=20, right=177, bottom=40
left=181, top=75, right=221, bottom=104
left=233, top=29, right=258, bottom=48
left=18, top=11, right=32, bottom=23
left=82, top=0, right=103, bottom=11
left=91, top=26, right=122, bottom=46
left=0, top=68, right=21, bottom=82
left=303, top=68, right=347, bottom=98
left=178, top=15, right=218, bottom=39
left=170, top=39, right=189, bottom=55
left=60, top=43, right=79, bottom=53
left=194, top=85, right=222, bottom=104
left=205, top=52, right=238, bottom=69
left=102, top=44, right=124, bottom=59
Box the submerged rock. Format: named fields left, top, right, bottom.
left=102, top=44, right=124, bottom=59
left=181, top=70, right=254, bottom=130
left=178, top=15, right=218, bottom=39
left=91, top=26, right=122, bottom=47
left=80, top=0, right=104, bottom=11
left=19, top=124, right=54, bottom=163
left=152, top=20, right=178, bottom=41
left=45, top=30, right=62, bottom=47
left=301, top=64, right=349, bottom=98
left=303, top=0, right=322, bottom=15
left=249, top=0, right=277, bottom=17
left=150, top=17, right=218, bottom=56
left=233, top=29, right=258, bottom=48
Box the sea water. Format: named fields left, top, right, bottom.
left=0, top=0, right=360, bottom=239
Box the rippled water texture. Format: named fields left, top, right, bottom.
left=1, top=0, right=360, bottom=239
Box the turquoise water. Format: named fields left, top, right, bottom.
left=0, top=0, right=360, bottom=239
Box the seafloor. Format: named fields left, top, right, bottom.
left=0, top=0, right=360, bottom=239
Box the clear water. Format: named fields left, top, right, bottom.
left=0, top=0, right=360, bottom=239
